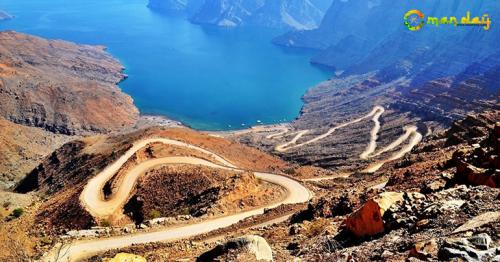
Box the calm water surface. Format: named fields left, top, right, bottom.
left=0, top=0, right=331, bottom=130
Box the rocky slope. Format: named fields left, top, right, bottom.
left=14, top=127, right=288, bottom=233
left=230, top=48, right=499, bottom=171
left=272, top=110, right=499, bottom=261
left=274, top=0, right=500, bottom=74
left=225, top=1, right=499, bottom=172
left=0, top=117, right=73, bottom=190
left=125, top=165, right=285, bottom=225
left=149, top=0, right=332, bottom=30
left=0, top=31, right=139, bottom=135
left=85, top=110, right=498, bottom=262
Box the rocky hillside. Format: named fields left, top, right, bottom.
left=274, top=0, right=500, bottom=73
left=125, top=165, right=285, bottom=225
left=231, top=46, right=499, bottom=171
left=0, top=31, right=139, bottom=135
left=15, top=127, right=287, bottom=232
left=0, top=117, right=72, bottom=190
left=85, top=110, right=498, bottom=262
left=149, top=0, right=332, bottom=30
left=228, top=1, right=499, bottom=172
left=272, top=110, right=499, bottom=261
left=258, top=1, right=498, bottom=172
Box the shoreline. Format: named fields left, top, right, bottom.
left=136, top=112, right=298, bottom=135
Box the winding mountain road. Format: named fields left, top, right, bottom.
left=44, top=138, right=312, bottom=262
left=269, top=106, right=423, bottom=173
left=274, top=106, right=385, bottom=152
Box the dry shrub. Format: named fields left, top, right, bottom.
left=304, top=218, right=331, bottom=238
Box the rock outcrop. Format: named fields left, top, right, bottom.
left=150, top=0, right=331, bottom=30
left=197, top=235, right=273, bottom=262
left=0, top=31, right=139, bottom=135
left=0, top=117, right=72, bottom=190
left=439, top=234, right=499, bottom=261
left=449, top=120, right=499, bottom=188
left=344, top=192, right=404, bottom=238
left=270, top=110, right=499, bottom=261
left=274, top=0, right=500, bottom=75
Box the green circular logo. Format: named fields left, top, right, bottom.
left=404, top=10, right=425, bottom=31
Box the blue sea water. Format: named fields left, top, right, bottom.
left=0, top=0, right=331, bottom=130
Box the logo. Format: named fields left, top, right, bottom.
left=404, top=10, right=491, bottom=31
left=404, top=10, right=425, bottom=31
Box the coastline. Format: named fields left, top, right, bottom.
left=132, top=114, right=185, bottom=130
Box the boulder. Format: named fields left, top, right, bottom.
left=409, top=238, right=438, bottom=260
left=438, top=234, right=498, bottom=261
left=423, top=179, right=447, bottom=193
left=456, top=161, right=497, bottom=188
left=344, top=192, right=404, bottom=238
left=197, top=235, right=273, bottom=262
left=453, top=211, right=500, bottom=233
left=468, top=233, right=492, bottom=250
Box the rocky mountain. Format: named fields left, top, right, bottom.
left=231, top=49, right=499, bottom=171
left=274, top=0, right=500, bottom=75
left=219, top=0, right=500, bottom=171
left=81, top=110, right=498, bottom=262
left=249, top=0, right=330, bottom=30
left=149, top=0, right=332, bottom=30
left=0, top=31, right=139, bottom=135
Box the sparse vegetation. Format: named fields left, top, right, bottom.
left=40, top=237, right=52, bottom=246
left=304, top=218, right=331, bottom=238
left=100, top=219, right=111, bottom=227
left=181, top=207, right=191, bottom=216
left=11, top=208, right=23, bottom=218
left=149, top=209, right=161, bottom=219
left=283, top=168, right=296, bottom=175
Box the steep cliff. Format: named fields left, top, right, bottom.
left=274, top=0, right=500, bottom=74
left=0, top=31, right=139, bottom=135
left=150, top=0, right=332, bottom=30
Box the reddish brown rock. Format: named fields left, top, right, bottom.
left=0, top=31, right=139, bottom=135
left=409, top=238, right=438, bottom=260
left=456, top=161, right=497, bottom=188
left=344, top=192, right=403, bottom=238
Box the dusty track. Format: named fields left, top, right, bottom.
left=274, top=106, right=385, bottom=152
left=44, top=138, right=312, bottom=262
left=268, top=106, right=422, bottom=173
